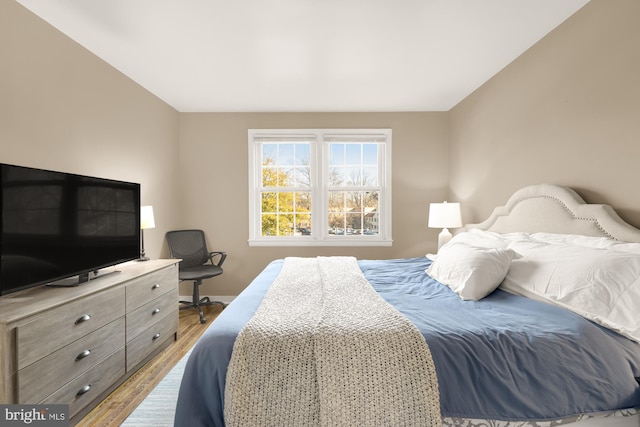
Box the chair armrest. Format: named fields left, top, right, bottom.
left=208, top=251, right=227, bottom=267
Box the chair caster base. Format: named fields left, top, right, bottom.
left=180, top=299, right=226, bottom=325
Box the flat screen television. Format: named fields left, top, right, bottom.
left=1, top=163, right=141, bottom=295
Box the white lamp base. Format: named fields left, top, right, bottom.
left=437, top=228, right=453, bottom=250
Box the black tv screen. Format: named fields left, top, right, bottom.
left=1, top=163, right=141, bottom=295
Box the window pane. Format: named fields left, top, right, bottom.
left=345, top=213, right=361, bottom=234
left=292, top=166, right=311, bottom=187
left=345, top=191, right=361, bottom=210
left=261, top=213, right=277, bottom=236
left=278, top=192, right=294, bottom=212
left=279, top=214, right=295, bottom=236
left=262, top=166, right=282, bottom=187
left=294, top=191, right=312, bottom=236
left=328, top=191, right=344, bottom=213
left=262, top=144, right=277, bottom=165
left=295, top=204, right=312, bottom=236
left=262, top=166, right=294, bottom=188
left=328, top=213, right=344, bottom=234
left=281, top=167, right=294, bottom=187
left=363, top=144, right=378, bottom=165
left=261, top=165, right=274, bottom=187
left=329, top=143, right=379, bottom=188
left=295, top=191, right=311, bottom=213
left=363, top=166, right=378, bottom=186
left=345, top=167, right=361, bottom=187
left=261, top=191, right=312, bottom=237
left=261, top=192, right=277, bottom=213
left=363, top=191, right=379, bottom=209
left=261, top=213, right=295, bottom=236
left=262, top=143, right=311, bottom=188
left=363, top=191, right=379, bottom=235
left=326, top=190, right=379, bottom=237
left=278, top=144, right=294, bottom=165
left=329, top=167, right=343, bottom=187
left=345, top=144, right=361, bottom=164
left=330, top=144, right=344, bottom=165
left=295, top=144, right=310, bottom=166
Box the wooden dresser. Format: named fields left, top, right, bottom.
left=0, top=259, right=179, bottom=423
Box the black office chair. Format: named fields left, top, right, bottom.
left=166, top=229, right=227, bottom=324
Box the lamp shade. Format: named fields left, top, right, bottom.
left=140, top=205, right=156, bottom=230
left=428, top=202, right=462, bottom=229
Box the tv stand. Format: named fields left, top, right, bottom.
left=0, top=259, right=179, bottom=425
left=46, top=269, right=121, bottom=288
left=78, top=270, right=97, bottom=283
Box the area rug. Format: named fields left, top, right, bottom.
left=121, top=350, right=192, bottom=427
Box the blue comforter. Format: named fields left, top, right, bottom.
left=174, top=257, right=640, bottom=426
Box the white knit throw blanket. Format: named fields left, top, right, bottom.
left=224, top=256, right=441, bottom=427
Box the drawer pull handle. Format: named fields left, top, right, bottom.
left=152, top=332, right=161, bottom=341
left=152, top=308, right=161, bottom=315
left=151, top=283, right=160, bottom=290
left=75, top=314, right=91, bottom=325
left=76, top=385, right=91, bottom=397
left=75, top=349, right=92, bottom=361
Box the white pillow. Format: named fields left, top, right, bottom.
left=504, top=240, right=640, bottom=343
left=530, top=232, right=640, bottom=254
left=444, top=228, right=532, bottom=250
left=426, top=242, right=519, bottom=301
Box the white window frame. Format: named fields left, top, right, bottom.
left=248, top=129, right=392, bottom=247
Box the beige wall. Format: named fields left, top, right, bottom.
left=178, top=113, right=448, bottom=296
left=0, top=1, right=181, bottom=259
left=449, top=0, right=640, bottom=227
left=2, top=1, right=449, bottom=298
left=9, top=0, right=638, bottom=298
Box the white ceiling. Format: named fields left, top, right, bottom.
left=16, top=0, right=590, bottom=112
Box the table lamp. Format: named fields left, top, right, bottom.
left=428, top=201, right=462, bottom=250
left=139, top=205, right=155, bottom=261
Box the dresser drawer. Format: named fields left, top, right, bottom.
left=126, top=312, right=178, bottom=371
left=18, top=317, right=125, bottom=404
left=40, top=347, right=125, bottom=418
left=126, top=287, right=178, bottom=340
left=16, top=286, right=125, bottom=369
left=126, top=265, right=177, bottom=311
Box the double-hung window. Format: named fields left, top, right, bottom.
left=248, top=129, right=392, bottom=246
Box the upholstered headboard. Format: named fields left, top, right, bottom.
left=465, top=183, right=640, bottom=243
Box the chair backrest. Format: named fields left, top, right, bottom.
left=166, top=229, right=209, bottom=269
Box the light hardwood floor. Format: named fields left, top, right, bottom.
left=76, top=304, right=224, bottom=427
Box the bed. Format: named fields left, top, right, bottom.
left=174, top=183, right=640, bottom=427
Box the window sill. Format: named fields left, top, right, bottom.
left=247, top=238, right=393, bottom=247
